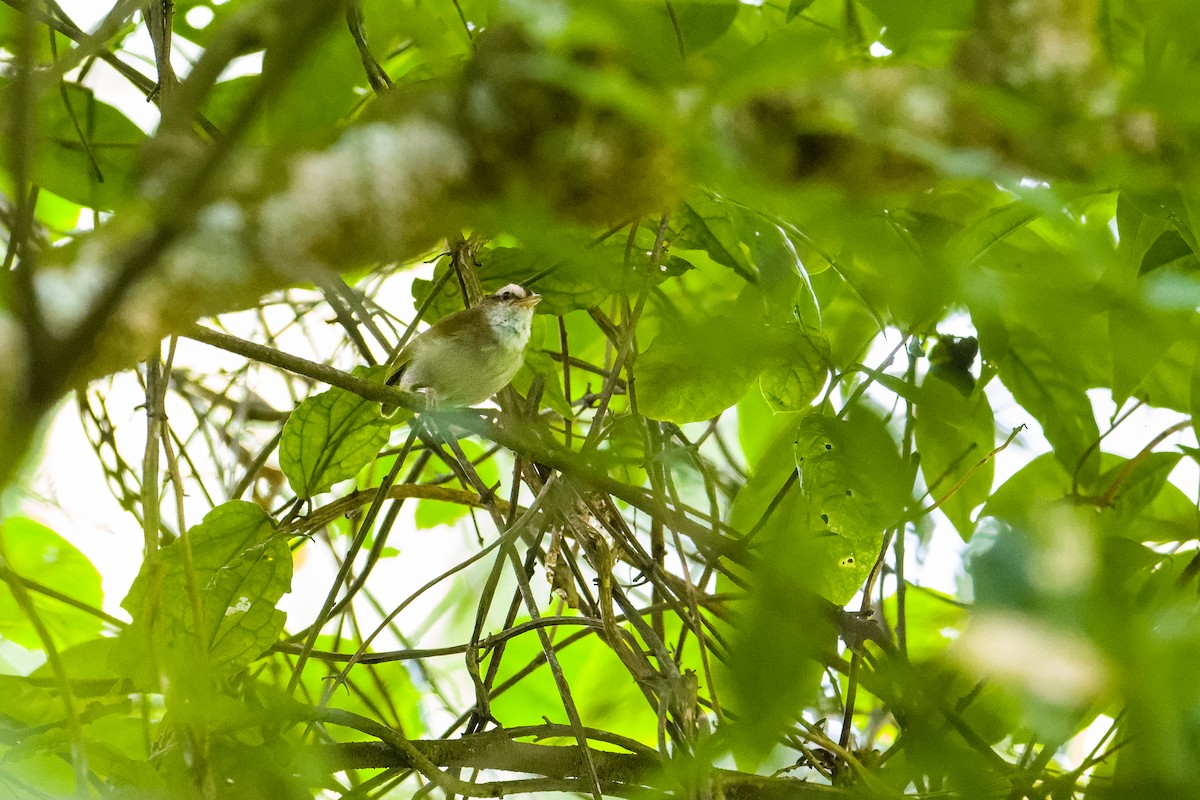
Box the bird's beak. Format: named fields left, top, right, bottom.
left=518, top=294, right=542, bottom=308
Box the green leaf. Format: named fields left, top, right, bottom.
left=737, top=383, right=797, bottom=469
left=722, top=426, right=837, bottom=753
left=882, top=586, right=967, bottom=662
left=636, top=314, right=767, bottom=423
left=416, top=244, right=689, bottom=319
left=743, top=214, right=812, bottom=323
left=1109, top=302, right=1190, bottom=406
left=261, top=23, right=365, bottom=148
left=724, top=546, right=833, bottom=766
left=660, top=0, right=740, bottom=52
left=914, top=379, right=995, bottom=540
left=281, top=385, right=390, bottom=498
left=1139, top=229, right=1196, bottom=274
left=119, top=501, right=291, bottom=677
left=28, top=638, right=121, bottom=688
left=945, top=200, right=1039, bottom=268
left=11, top=82, right=145, bottom=211
left=786, top=0, right=817, bottom=22
left=414, top=441, right=499, bottom=529
left=1098, top=452, right=1197, bottom=541
left=1109, top=193, right=1195, bottom=402
left=992, top=330, right=1101, bottom=488
left=978, top=453, right=1072, bottom=531
left=793, top=409, right=911, bottom=540
left=1193, top=343, right=1200, bottom=455
left=0, top=675, right=59, bottom=726
left=757, top=329, right=830, bottom=412
left=0, top=518, right=103, bottom=650
left=477, top=247, right=618, bottom=315
left=855, top=0, right=973, bottom=52
left=489, top=614, right=659, bottom=743
left=1124, top=190, right=1200, bottom=256
left=674, top=196, right=757, bottom=283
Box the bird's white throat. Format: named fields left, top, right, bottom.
left=485, top=301, right=534, bottom=349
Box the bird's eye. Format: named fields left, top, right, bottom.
left=499, top=291, right=512, bottom=300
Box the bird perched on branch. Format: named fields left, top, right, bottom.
left=387, top=283, right=541, bottom=408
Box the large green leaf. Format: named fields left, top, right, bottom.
left=0, top=82, right=145, bottom=211
left=0, top=518, right=103, bottom=650
left=119, top=501, right=291, bottom=677
left=992, top=329, right=1101, bottom=488
left=1097, top=452, right=1197, bottom=541
left=474, top=246, right=625, bottom=316
left=1108, top=193, right=1196, bottom=402
left=736, top=382, right=798, bottom=469
left=636, top=313, right=766, bottom=423
left=281, top=383, right=390, bottom=498
left=414, top=242, right=690, bottom=319
left=488, top=614, right=660, bottom=743
left=781, top=409, right=915, bottom=604
left=674, top=195, right=757, bottom=283
left=757, top=329, right=830, bottom=413
left=793, top=409, right=912, bottom=541
left=724, top=542, right=834, bottom=766
left=914, top=378, right=995, bottom=540
left=978, top=452, right=1072, bottom=532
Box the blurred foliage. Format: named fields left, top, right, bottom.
left=2, top=0, right=1200, bottom=798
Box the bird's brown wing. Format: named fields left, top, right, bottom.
left=385, top=306, right=484, bottom=385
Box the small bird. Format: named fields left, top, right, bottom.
left=387, top=283, right=541, bottom=407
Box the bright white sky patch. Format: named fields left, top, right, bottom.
left=185, top=5, right=214, bottom=29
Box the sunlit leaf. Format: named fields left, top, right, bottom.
left=0, top=518, right=103, bottom=650
left=757, top=329, right=829, bottom=413
left=281, top=382, right=390, bottom=499
left=637, top=313, right=767, bottom=423
left=119, top=501, right=291, bottom=677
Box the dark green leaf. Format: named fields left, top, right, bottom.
left=661, top=0, right=741, bottom=52
left=1139, top=229, right=1196, bottom=274
left=1098, top=452, right=1196, bottom=541
left=1124, top=190, right=1200, bottom=256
